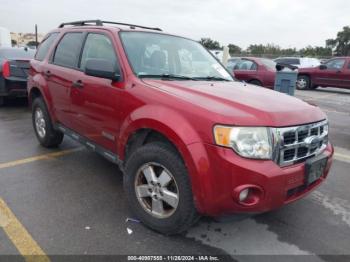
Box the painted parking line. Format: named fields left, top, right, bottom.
left=0, top=198, right=50, bottom=262
left=334, top=152, right=350, bottom=163
left=0, top=147, right=83, bottom=170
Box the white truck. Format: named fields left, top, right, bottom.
left=0, top=27, right=11, bottom=48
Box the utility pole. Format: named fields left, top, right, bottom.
left=35, top=24, right=38, bottom=47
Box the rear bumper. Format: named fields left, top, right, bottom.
left=187, top=142, right=334, bottom=216
left=0, top=79, right=27, bottom=97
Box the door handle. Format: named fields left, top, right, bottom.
left=72, top=80, right=84, bottom=88
left=44, top=70, right=51, bottom=77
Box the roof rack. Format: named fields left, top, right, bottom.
left=58, top=20, right=162, bottom=31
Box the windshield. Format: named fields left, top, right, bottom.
left=120, top=32, right=233, bottom=81
left=261, top=58, right=276, bottom=70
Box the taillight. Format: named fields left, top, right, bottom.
left=2, top=60, right=10, bottom=78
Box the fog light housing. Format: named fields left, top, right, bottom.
left=233, top=185, right=264, bottom=207
left=239, top=188, right=249, bottom=202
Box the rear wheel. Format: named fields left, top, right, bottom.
left=124, top=142, right=199, bottom=235
left=296, top=75, right=310, bottom=90
left=32, top=97, right=64, bottom=147
left=249, top=80, right=263, bottom=87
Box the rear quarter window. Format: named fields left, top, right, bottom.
left=53, top=32, right=84, bottom=68
left=35, top=33, right=59, bottom=61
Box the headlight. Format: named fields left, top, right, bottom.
left=213, top=126, right=272, bottom=159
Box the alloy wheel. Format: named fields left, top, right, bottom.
left=134, top=162, right=179, bottom=219
left=34, top=107, right=46, bottom=138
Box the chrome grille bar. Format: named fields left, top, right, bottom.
left=273, top=120, right=328, bottom=167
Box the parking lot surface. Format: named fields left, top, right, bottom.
left=0, top=87, right=349, bottom=261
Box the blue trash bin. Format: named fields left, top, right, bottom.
left=274, top=64, right=298, bottom=96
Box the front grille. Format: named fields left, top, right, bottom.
left=276, top=120, right=328, bottom=166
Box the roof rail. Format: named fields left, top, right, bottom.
left=58, top=20, right=103, bottom=28
left=58, top=20, right=162, bottom=31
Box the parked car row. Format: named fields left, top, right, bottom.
left=225, top=56, right=350, bottom=91
left=0, top=47, right=35, bottom=105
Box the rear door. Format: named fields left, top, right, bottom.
left=233, top=59, right=258, bottom=82
left=46, top=32, right=85, bottom=127
left=70, top=31, right=124, bottom=152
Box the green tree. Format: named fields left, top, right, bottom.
left=199, top=38, right=221, bottom=50
left=227, top=44, right=242, bottom=55
left=326, top=26, right=350, bottom=56
left=247, top=44, right=266, bottom=55
left=280, top=48, right=297, bottom=56
left=264, top=43, right=281, bottom=55
left=11, top=39, right=17, bottom=46
left=299, top=46, right=332, bottom=57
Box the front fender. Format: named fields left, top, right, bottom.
left=118, top=104, right=207, bottom=213
left=118, top=104, right=203, bottom=157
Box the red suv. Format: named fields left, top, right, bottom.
left=28, top=20, right=334, bottom=234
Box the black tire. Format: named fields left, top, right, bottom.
left=124, top=142, right=199, bottom=235
left=0, top=97, right=4, bottom=106
left=249, top=80, right=263, bottom=87
left=32, top=97, right=64, bottom=148
left=296, top=75, right=310, bottom=90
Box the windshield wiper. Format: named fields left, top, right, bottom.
left=193, top=76, right=231, bottom=81
left=138, top=73, right=196, bottom=81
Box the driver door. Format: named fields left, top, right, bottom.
left=315, top=58, right=346, bottom=87
left=70, top=32, right=124, bottom=152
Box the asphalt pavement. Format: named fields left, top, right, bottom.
left=0, top=87, right=349, bottom=262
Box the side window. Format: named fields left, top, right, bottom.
left=53, top=32, right=84, bottom=68
left=326, top=59, right=345, bottom=70
left=237, top=60, right=256, bottom=70
left=35, top=33, right=59, bottom=61
left=80, top=33, right=118, bottom=71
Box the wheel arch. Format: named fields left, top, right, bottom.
left=118, top=105, right=206, bottom=212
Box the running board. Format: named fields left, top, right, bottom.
left=55, top=124, right=124, bottom=170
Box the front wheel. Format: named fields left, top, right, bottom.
left=124, top=142, right=199, bottom=235
left=32, top=97, right=64, bottom=147
left=296, top=75, right=310, bottom=90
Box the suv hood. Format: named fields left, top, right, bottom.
left=143, top=79, right=326, bottom=127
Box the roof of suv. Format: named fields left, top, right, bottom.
left=56, top=20, right=163, bottom=33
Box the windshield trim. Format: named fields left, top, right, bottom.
left=118, top=31, right=234, bottom=81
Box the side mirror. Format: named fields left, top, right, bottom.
left=85, top=59, right=120, bottom=81
left=319, top=64, right=327, bottom=70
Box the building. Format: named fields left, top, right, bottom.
left=10, top=32, right=44, bottom=47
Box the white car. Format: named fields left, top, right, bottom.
left=209, top=49, right=231, bottom=62
left=274, top=57, right=320, bottom=68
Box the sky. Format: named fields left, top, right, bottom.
left=0, top=0, right=349, bottom=49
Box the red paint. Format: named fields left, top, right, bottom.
left=299, top=57, right=350, bottom=89
left=233, top=57, right=276, bottom=88
left=28, top=25, right=333, bottom=216
left=2, top=60, right=10, bottom=78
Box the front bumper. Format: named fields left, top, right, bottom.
left=187, top=142, right=334, bottom=216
